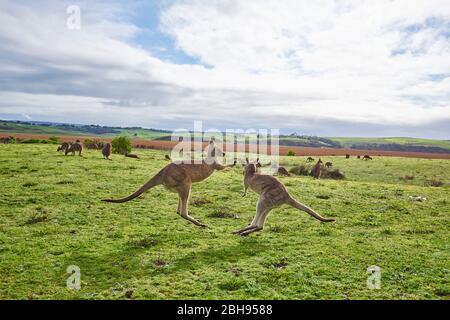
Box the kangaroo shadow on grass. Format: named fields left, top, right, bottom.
left=60, top=234, right=268, bottom=291
left=155, top=238, right=269, bottom=276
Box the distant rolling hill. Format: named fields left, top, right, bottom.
left=0, top=119, right=449, bottom=154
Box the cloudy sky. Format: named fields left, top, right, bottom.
left=0, top=0, right=449, bottom=138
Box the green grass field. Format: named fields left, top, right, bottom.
left=0, top=144, right=449, bottom=299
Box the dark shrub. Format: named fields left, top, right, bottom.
left=286, top=150, right=296, bottom=156
left=21, top=138, right=58, bottom=144
left=322, top=168, right=345, bottom=180
left=20, top=139, right=42, bottom=144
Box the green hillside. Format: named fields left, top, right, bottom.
left=1, top=120, right=449, bottom=153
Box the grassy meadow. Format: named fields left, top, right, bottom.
left=0, top=144, right=449, bottom=299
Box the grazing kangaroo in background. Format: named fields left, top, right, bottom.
left=306, top=157, right=315, bottom=162
left=362, top=155, right=373, bottom=160
left=102, top=143, right=111, bottom=160
left=325, top=161, right=333, bottom=168
left=57, top=142, right=69, bottom=152
left=65, top=141, right=82, bottom=156
left=165, top=154, right=171, bottom=161
left=125, top=153, right=139, bottom=159
left=276, top=166, right=290, bottom=176
left=233, top=160, right=335, bottom=236
left=345, top=154, right=350, bottom=159
left=312, top=159, right=323, bottom=179
left=357, top=155, right=361, bottom=159
left=102, top=142, right=233, bottom=227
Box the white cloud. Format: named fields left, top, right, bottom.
left=0, top=0, right=449, bottom=138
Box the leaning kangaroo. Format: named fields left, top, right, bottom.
left=102, top=142, right=231, bottom=227
left=57, top=142, right=70, bottom=152
left=233, top=160, right=335, bottom=236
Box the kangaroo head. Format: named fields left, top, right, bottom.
left=204, top=141, right=226, bottom=167
left=244, top=158, right=259, bottom=174
left=210, top=146, right=225, bottom=158
left=244, top=163, right=257, bottom=175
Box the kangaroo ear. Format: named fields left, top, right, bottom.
left=246, top=157, right=249, bottom=164
left=211, top=147, right=216, bottom=157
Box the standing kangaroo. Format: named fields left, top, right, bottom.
left=102, top=143, right=112, bottom=160
left=102, top=142, right=231, bottom=227
left=312, top=159, right=323, bottom=179
left=233, top=160, right=335, bottom=236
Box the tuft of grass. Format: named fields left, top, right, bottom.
left=218, top=278, right=246, bottom=291
left=24, top=208, right=49, bottom=225
left=270, top=226, right=283, bottom=233
left=425, top=179, right=444, bottom=187
left=127, top=236, right=159, bottom=248
left=153, top=255, right=168, bottom=268
left=207, top=208, right=239, bottom=219
left=56, top=180, right=75, bottom=185
left=191, top=198, right=212, bottom=206
left=22, top=182, right=38, bottom=188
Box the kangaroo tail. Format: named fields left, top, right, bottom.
left=102, top=170, right=164, bottom=203
left=286, top=196, right=335, bottom=222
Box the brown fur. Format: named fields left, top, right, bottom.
left=233, top=161, right=334, bottom=236
left=312, top=159, right=323, bottom=179
left=325, top=161, right=333, bottom=168
left=65, top=142, right=82, bottom=156
left=102, top=144, right=232, bottom=227
left=102, top=143, right=111, bottom=160
left=306, top=157, right=315, bottom=162
left=276, top=166, right=290, bottom=176
left=363, top=155, right=373, bottom=160
left=345, top=154, right=350, bottom=159
left=57, top=142, right=70, bottom=152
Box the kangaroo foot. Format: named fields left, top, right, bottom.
left=232, top=225, right=256, bottom=234
left=239, top=227, right=263, bottom=236
left=181, top=214, right=207, bottom=227
left=232, top=225, right=258, bottom=235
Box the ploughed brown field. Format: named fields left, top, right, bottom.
left=3, top=133, right=450, bottom=160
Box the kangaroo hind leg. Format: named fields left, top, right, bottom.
left=178, top=186, right=207, bottom=227
left=236, top=196, right=272, bottom=236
